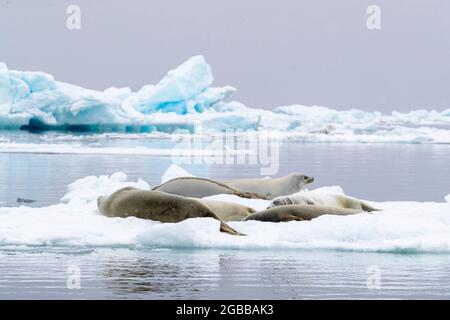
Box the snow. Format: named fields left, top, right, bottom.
left=160, top=164, right=193, bottom=184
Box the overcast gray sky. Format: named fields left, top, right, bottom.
left=0, top=0, right=449, bottom=111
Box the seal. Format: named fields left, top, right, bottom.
left=222, top=173, right=314, bottom=200
left=268, top=192, right=379, bottom=212
left=17, top=197, right=36, bottom=204
left=243, top=205, right=364, bottom=222
left=152, top=177, right=263, bottom=199
left=97, top=187, right=244, bottom=236
left=200, top=199, right=256, bottom=222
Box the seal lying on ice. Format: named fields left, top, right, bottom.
left=200, top=199, right=256, bottom=222
left=243, top=205, right=364, bottom=222
left=222, top=173, right=315, bottom=200
left=97, top=187, right=244, bottom=236
left=152, top=177, right=264, bottom=199
left=268, top=193, right=379, bottom=212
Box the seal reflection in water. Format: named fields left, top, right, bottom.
left=244, top=205, right=364, bottom=222
left=97, top=187, right=244, bottom=236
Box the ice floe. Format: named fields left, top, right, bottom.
left=0, top=165, right=449, bottom=253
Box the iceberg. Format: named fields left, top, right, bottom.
left=0, top=56, right=236, bottom=131
left=1, top=56, right=450, bottom=143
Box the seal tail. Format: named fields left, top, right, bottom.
left=220, top=221, right=246, bottom=236
left=361, top=202, right=381, bottom=212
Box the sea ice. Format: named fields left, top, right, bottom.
left=160, top=164, right=193, bottom=184
left=0, top=167, right=450, bottom=252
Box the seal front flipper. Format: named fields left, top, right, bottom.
left=279, top=213, right=304, bottom=222
left=235, top=191, right=267, bottom=200
left=220, top=221, right=246, bottom=236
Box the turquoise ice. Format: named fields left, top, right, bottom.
left=0, top=56, right=236, bottom=130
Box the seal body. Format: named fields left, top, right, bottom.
left=244, top=205, right=363, bottom=222
left=152, top=177, right=262, bottom=199
left=223, top=173, right=314, bottom=200
left=200, top=199, right=256, bottom=222
left=97, top=187, right=244, bottom=235
left=269, top=192, right=379, bottom=212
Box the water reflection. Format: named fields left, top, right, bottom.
left=2, top=248, right=450, bottom=299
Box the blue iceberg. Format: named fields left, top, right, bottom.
left=0, top=56, right=236, bottom=131
left=1, top=55, right=450, bottom=143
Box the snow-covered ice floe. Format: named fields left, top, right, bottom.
left=1, top=56, right=450, bottom=143
left=1, top=165, right=449, bottom=253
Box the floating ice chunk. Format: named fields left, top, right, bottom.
left=61, top=172, right=150, bottom=204
left=446, top=194, right=450, bottom=203
left=2, top=173, right=450, bottom=251
left=109, top=172, right=128, bottom=183
left=160, top=164, right=194, bottom=184
left=1, top=188, right=450, bottom=252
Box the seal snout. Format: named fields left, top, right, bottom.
left=304, top=176, right=314, bottom=183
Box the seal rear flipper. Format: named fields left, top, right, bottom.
left=220, top=221, right=246, bottom=236
left=361, top=202, right=381, bottom=212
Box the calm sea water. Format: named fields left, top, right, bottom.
left=0, top=133, right=450, bottom=299
left=2, top=248, right=450, bottom=299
